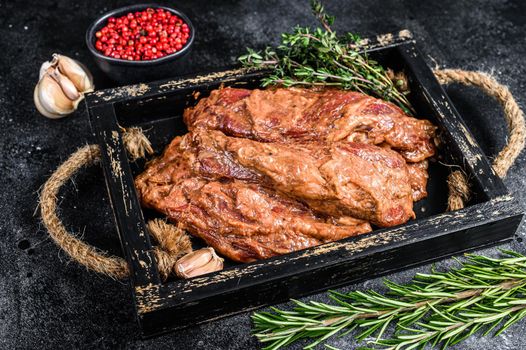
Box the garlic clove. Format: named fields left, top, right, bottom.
left=34, top=74, right=76, bottom=119
left=175, top=247, right=224, bottom=279
left=187, top=256, right=224, bottom=277
left=48, top=67, right=80, bottom=101
left=176, top=248, right=214, bottom=275
left=54, top=54, right=94, bottom=93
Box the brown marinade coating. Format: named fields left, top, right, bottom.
left=135, top=137, right=372, bottom=262
left=136, top=87, right=437, bottom=262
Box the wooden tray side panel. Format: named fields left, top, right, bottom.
left=397, top=43, right=507, bottom=199
left=139, top=206, right=522, bottom=336
left=89, top=104, right=161, bottom=287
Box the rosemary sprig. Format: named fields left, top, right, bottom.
left=238, top=0, right=414, bottom=114
left=252, top=250, right=526, bottom=349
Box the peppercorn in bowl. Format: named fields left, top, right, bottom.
left=86, top=4, right=195, bottom=84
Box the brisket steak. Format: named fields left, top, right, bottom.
left=180, top=130, right=415, bottom=227
left=135, top=87, right=437, bottom=263
left=184, top=87, right=436, bottom=162
left=135, top=137, right=372, bottom=262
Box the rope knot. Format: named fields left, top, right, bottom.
left=148, top=219, right=192, bottom=280
left=447, top=170, right=470, bottom=211
left=40, top=129, right=192, bottom=280
left=122, top=126, right=154, bottom=161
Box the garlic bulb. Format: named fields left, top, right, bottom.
left=175, top=247, right=224, bottom=279
left=34, top=54, right=94, bottom=119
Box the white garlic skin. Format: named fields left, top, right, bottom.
left=39, top=61, right=54, bottom=80
left=34, top=54, right=94, bottom=119
left=175, top=247, right=224, bottom=279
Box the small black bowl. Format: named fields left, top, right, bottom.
left=86, top=4, right=195, bottom=84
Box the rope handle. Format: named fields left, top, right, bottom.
left=40, top=70, right=526, bottom=279
left=39, top=144, right=191, bottom=280
left=434, top=69, right=526, bottom=210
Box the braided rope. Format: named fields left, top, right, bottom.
left=40, top=145, right=190, bottom=279
left=434, top=69, right=526, bottom=210
left=39, top=145, right=130, bottom=279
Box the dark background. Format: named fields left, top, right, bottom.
left=1, top=0, right=525, bottom=349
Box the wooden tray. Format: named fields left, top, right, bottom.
left=85, top=32, right=524, bottom=337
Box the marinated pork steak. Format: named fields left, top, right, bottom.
left=184, top=87, right=437, bottom=163
left=137, top=87, right=437, bottom=262
left=180, top=130, right=415, bottom=227
left=135, top=137, right=372, bottom=262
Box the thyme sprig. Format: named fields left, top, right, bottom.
left=238, top=0, right=414, bottom=114
left=252, top=250, right=526, bottom=349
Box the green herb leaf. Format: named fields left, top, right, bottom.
left=238, top=0, right=414, bottom=114
left=252, top=251, right=526, bottom=349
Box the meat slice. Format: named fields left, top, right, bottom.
left=375, top=143, right=429, bottom=202
left=408, top=161, right=429, bottom=201
left=184, top=87, right=437, bottom=162
left=180, top=130, right=415, bottom=227
left=135, top=137, right=372, bottom=263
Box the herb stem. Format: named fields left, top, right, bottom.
left=317, top=278, right=523, bottom=326
left=238, top=0, right=415, bottom=114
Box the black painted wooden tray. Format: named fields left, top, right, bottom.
left=85, top=32, right=524, bottom=337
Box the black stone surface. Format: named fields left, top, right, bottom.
left=0, top=0, right=525, bottom=349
